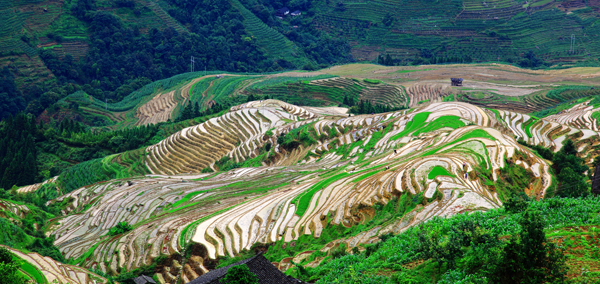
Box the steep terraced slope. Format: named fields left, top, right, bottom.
left=2, top=246, right=109, bottom=284
left=44, top=100, right=599, bottom=282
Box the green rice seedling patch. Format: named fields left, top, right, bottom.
left=41, top=44, right=62, bottom=50
left=428, top=166, right=455, bottom=180
left=412, top=115, right=465, bottom=136
left=421, top=128, right=496, bottom=157
left=488, top=108, right=503, bottom=122
left=523, top=117, right=538, bottom=138
left=362, top=123, right=393, bottom=153
left=456, top=128, right=497, bottom=142
left=293, top=172, right=351, bottom=217
left=391, top=112, right=431, bottom=140
left=19, top=258, right=46, bottom=284
left=68, top=242, right=101, bottom=265
left=442, top=95, right=455, bottom=102
left=363, top=79, right=381, bottom=84
left=591, top=111, right=600, bottom=122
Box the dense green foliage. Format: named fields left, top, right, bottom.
left=491, top=211, right=566, bottom=283
left=0, top=192, right=65, bottom=263
left=108, top=222, right=133, bottom=236
left=517, top=139, right=554, bottom=161
left=295, top=197, right=600, bottom=283
left=349, top=99, right=406, bottom=115
left=57, top=157, right=124, bottom=193
left=17, top=0, right=353, bottom=121
left=0, top=113, right=38, bottom=189
left=222, top=264, right=259, bottom=284
left=553, top=140, right=590, bottom=198
left=0, top=247, right=27, bottom=284
left=0, top=67, right=26, bottom=120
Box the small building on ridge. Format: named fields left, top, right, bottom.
left=276, top=7, right=290, bottom=17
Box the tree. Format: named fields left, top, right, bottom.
left=557, top=167, right=589, bottom=198
left=108, top=222, right=133, bottom=236
left=552, top=139, right=589, bottom=198
left=0, top=247, right=26, bottom=284
left=504, top=193, right=529, bottom=214
left=0, top=246, right=13, bottom=264
left=491, top=211, right=567, bottom=283
left=193, top=102, right=201, bottom=118
left=0, top=262, right=26, bottom=284
left=178, top=101, right=194, bottom=121
left=222, top=264, right=259, bottom=284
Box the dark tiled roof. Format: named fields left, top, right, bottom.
left=188, top=253, right=306, bottom=284
left=133, top=275, right=156, bottom=284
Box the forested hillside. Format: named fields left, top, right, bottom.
left=4, top=0, right=600, bottom=122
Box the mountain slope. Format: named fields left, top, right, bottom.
left=40, top=98, right=599, bottom=283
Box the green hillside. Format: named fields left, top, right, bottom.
left=4, top=0, right=600, bottom=123
left=312, top=0, right=600, bottom=65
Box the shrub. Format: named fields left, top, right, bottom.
left=0, top=247, right=13, bottom=264
left=108, top=222, right=133, bottom=236
left=222, top=264, right=258, bottom=284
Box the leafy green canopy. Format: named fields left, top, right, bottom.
left=304, top=197, right=599, bottom=283
left=553, top=139, right=589, bottom=198
left=108, top=222, right=133, bottom=236
left=428, top=166, right=454, bottom=180
left=222, top=264, right=259, bottom=284
left=0, top=247, right=27, bottom=284
left=0, top=113, right=38, bottom=189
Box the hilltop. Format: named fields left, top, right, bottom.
left=4, top=0, right=600, bottom=121
left=47, top=63, right=600, bottom=128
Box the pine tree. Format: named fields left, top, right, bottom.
left=193, top=102, right=201, bottom=118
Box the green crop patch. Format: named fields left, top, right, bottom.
left=294, top=172, right=351, bottom=217
left=522, top=117, right=538, bottom=138
left=19, top=258, right=47, bottom=284
left=428, top=166, right=455, bottom=180
left=363, top=79, right=381, bottom=84
left=412, top=115, right=465, bottom=136
left=41, top=44, right=62, bottom=50
left=391, top=112, right=431, bottom=140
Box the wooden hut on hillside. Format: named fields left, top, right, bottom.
left=451, top=78, right=463, bottom=86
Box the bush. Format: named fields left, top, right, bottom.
left=0, top=247, right=13, bottom=264
left=222, top=264, right=258, bottom=284
left=504, top=194, right=528, bottom=214
left=491, top=211, right=567, bottom=283
left=108, top=222, right=133, bottom=236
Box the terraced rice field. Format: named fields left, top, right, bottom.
left=17, top=176, right=58, bottom=194
left=2, top=245, right=109, bottom=284
left=67, top=64, right=600, bottom=129
left=45, top=98, right=599, bottom=282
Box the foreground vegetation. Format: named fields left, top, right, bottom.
left=283, top=197, right=600, bottom=283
